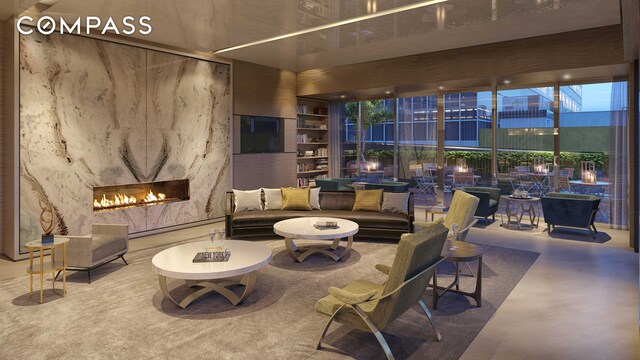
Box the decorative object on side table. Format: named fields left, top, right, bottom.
left=581, top=161, right=596, bottom=183
left=510, top=189, right=531, bottom=199
left=41, top=233, right=54, bottom=244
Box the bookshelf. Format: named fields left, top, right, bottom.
left=296, top=97, right=330, bottom=187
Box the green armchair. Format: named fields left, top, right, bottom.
left=315, top=224, right=448, bottom=360
left=414, top=190, right=480, bottom=241
left=453, top=187, right=500, bottom=223
left=364, top=181, right=410, bottom=192
left=315, top=178, right=355, bottom=191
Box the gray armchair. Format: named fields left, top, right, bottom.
left=59, top=224, right=129, bottom=283
left=315, top=224, right=448, bottom=360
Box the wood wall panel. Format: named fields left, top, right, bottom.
left=2, top=20, right=15, bottom=258
left=233, top=153, right=296, bottom=189
left=284, top=118, right=297, bottom=153
left=233, top=60, right=296, bottom=118
left=232, top=115, right=241, bottom=155
left=297, top=25, right=626, bottom=97
left=0, top=21, right=4, bottom=256
left=232, top=60, right=297, bottom=189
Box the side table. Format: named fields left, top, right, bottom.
left=415, top=205, right=450, bottom=222
left=500, top=195, right=541, bottom=230
left=25, top=237, right=69, bottom=304
left=432, top=240, right=483, bottom=310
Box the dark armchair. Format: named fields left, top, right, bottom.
left=315, top=178, right=355, bottom=191
left=364, top=181, right=410, bottom=192
left=541, top=192, right=600, bottom=238
left=453, top=187, right=500, bottom=223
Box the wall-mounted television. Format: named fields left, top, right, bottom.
left=240, top=116, right=285, bottom=153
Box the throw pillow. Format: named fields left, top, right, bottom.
left=262, top=188, right=283, bottom=210
left=310, top=187, right=321, bottom=210
left=281, top=187, right=312, bottom=210
left=352, top=189, right=383, bottom=212
left=382, top=192, right=410, bottom=214
left=233, top=189, right=263, bottom=213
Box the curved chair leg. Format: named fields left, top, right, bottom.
left=418, top=299, right=441, bottom=341
left=354, top=306, right=395, bottom=360
left=316, top=304, right=346, bottom=350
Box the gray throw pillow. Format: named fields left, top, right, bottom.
left=233, top=189, right=263, bottom=213
left=310, top=187, right=321, bottom=210
left=382, top=192, right=409, bottom=214
left=262, top=188, right=283, bottom=210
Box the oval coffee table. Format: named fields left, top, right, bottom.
left=273, top=217, right=359, bottom=263
left=152, top=240, right=272, bottom=308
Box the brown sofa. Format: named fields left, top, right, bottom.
left=225, top=190, right=414, bottom=240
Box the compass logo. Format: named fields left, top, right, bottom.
left=17, top=16, right=152, bottom=36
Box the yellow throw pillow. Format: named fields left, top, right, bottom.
left=281, top=187, right=312, bottom=210
left=352, top=189, right=383, bottom=212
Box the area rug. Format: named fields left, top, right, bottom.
left=0, top=238, right=538, bottom=360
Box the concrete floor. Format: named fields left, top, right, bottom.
left=1, top=217, right=638, bottom=359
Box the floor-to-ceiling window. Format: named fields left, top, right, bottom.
left=496, top=86, right=555, bottom=172
left=444, top=91, right=493, bottom=186
left=397, top=95, right=438, bottom=179
left=332, top=81, right=629, bottom=225
left=559, top=82, right=628, bottom=227
left=338, top=99, right=393, bottom=179
left=339, top=101, right=358, bottom=178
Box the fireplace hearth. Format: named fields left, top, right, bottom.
left=93, top=179, right=189, bottom=212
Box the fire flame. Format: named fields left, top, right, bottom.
left=94, top=191, right=166, bottom=209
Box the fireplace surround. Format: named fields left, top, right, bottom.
left=93, top=179, right=190, bottom=212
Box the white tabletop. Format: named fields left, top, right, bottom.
left=273, top=217, right=359, bottom=240
left=501, top=195, right=541, bottom=202
left=569, top=180, right=610, bottom=186
left=152, top=240, right=272, bottom=280
left=25, top=237, right=69, bottom=248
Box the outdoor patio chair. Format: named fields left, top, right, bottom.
left=414, top=168, right=438, bottom=200
left=315, top=224, right=448, bottom=360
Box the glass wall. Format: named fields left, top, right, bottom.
left=397, top=95, right=438, bottom=179
left=443, top=91, right=493, bottom=186
left=339, top=101, right=358, bottom=178
left=338, top=99, right=394, bottom=179
left=559, top=82, right=628, bottom=227
left=364, top=99, right=394, bottom=181
left=332, top=81, right=629, bottom=226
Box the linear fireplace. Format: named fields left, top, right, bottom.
left=93, top=179, right=190, bottom=212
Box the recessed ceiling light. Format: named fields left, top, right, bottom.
left=562, top=74, right=571, bottom=80
left=438, top=86, right=444, bottom=91
left=340, top=95, right=346, bottom=99
left=385, top=90, right=392, bottom=95
left=214, top=0, right=449, bottom=54
left=503, top=80, right=511, bottom=84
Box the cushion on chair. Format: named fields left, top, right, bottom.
left=281, top=187, right=312, bottom=210
left=91, top=234, right=126, bottom=263
left=382, top=192, right=409, bottom=214
left=310, top=187, right=321, bottom=210
left=262, top=188, right=283, bottom=210
left=489, top=199, right=498, bottom=208
left=443, top=191, right=479, bottom=232
left=315, top=279, right=383, bottom=331
left=352, top=189, right=383, bottom=212
left=233, top=189, right=263, bottom=212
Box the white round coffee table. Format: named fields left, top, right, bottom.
left=273, top=217, right=359, bottom=263
left=152, top=240, right=272, bottom=308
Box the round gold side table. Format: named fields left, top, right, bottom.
left=25, top=237, right=69, bottom=304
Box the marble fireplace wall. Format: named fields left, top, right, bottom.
left=19, top=32, right=230, bottom=251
